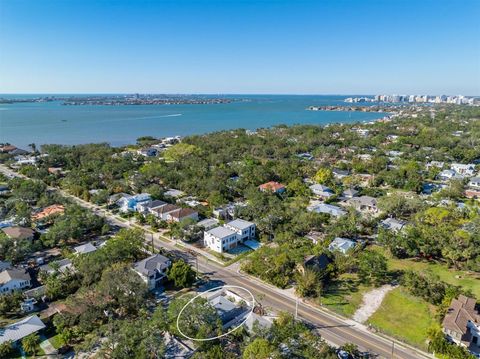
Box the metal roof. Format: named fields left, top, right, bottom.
left=0, top=315, right=45, bottom=344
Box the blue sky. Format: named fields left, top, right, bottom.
left=1, top=0, right=479, bottom=94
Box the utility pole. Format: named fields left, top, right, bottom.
left=151, top=233, right=154, bottom=253
left=391, top=340, right=394, bottom=359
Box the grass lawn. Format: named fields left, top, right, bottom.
left=371, top=245, right=480, bottom=298
left=367, top=287, right=436, bottom=349
left=322, top=273, right=373, bottom=317
left=48, top=333, right=65, bottom=349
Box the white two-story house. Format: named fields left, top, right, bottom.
left=204, top=219, right=256, bottom=253
left=224, top=219, right=256, bottom=242
left=0, top=268, right=31, bottom=295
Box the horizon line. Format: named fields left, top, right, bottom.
left=1, top=92, right=479, bottom=97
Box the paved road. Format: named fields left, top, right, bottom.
left=0, top=165, right=430, bottom=359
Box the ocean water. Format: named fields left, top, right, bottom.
left=0, top=95, right=384, bottom=148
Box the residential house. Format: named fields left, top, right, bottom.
left=164, top=189, right=185, bottom=199
left=297, top=152, right=314, bottom=161
left=2, top=226, right=35, bottom=242
left=0, top=268, right=31, bottom=295
left=212, top=202, right=244, bottom=220
left=442, top=295, right=480, bottom=353
left=21, top=298, right=38, bottom=313
left=347, top=196, right=379, bottom=214
left=203, top=288, right=251, bottom=328
left=224, top=219, right=256, bottom=241
left=134, top=254, right=172, bottom=290
left=307, top=203, right=346, bottom=217
left=0, top=144, right=17, bottom=153
left=426, top=161, right=445, bottom=170
left=73, top=243, right=97, bottom=255
left=0, top=315, right=46, bottom=345
left=151, top=204, right=179, bottom=220
left=116, top=193, right=152, bottom=213
left=297, top=254, right=330, bottom=275
left=328, top=237, right=356, bottom=255
left=258, top=181, right=286, bottom=194
left=197, top=218, right=219, bottom=231
left=342, top=188, right=359, bottom=199
left=137, top=147, right=158, bottom=157
left=39, top=258, right=73, bottom=275
left=465, top=189, right=480, bottom=200
left=309, top=184, right=334, bottom=199
left=451, top=163, right=476, bottom=177
left=166, top=207, right=199, bottom=223
left=31, top=204, right=65, bottom=222
left=136, top=199, right=166, bottom=214
left=438, top=169, right=457, bottom=181
left=305, top=231, right=325, bottom=245
left=380, top=218, right=407, bottom=232
left=468, top=177, right=480, bottom=189
left=204, top=226, right=239, bottom=253
left=332, top=168, right=349, bottom=179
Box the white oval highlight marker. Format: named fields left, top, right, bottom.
left=176, top=285, right=255, bottom=341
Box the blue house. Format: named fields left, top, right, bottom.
left=117, top=193, right=151, bottom=212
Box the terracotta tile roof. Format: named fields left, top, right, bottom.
left=0, top=145, right=17, bottom=153
left=31, top=204, right=65, bottom=221
left=258, top=181, right=286, bottom=192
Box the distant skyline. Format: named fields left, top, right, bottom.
left=1, top=0, right=479, bottom=95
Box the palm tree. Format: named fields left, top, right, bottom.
left=28, top=143, right=37, bottom=154
left=21, top=333, right=40, bottom=356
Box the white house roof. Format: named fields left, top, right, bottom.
left=381, top=218, right=406, bottom=231
left=207, top=226, right=236, bottom=239
left=0, top=315, right=45, bottom=344
left=74, top=243, right=97, bottom=255
left=329, top=237, right=356, bottom=253
left=308, top=203, right=346, bottom=217
left=226, top=219, right=254, bottom=231
left=197, top=218, right=219, bottom=228
left=309, top=184, right=333, bottom=193
left=164, top=189, right=185, bottom=198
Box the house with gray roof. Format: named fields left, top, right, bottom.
left=328, top=237, right=356, bottom=255
left=0, top=315, right=45, bottom=345
left=468, top=177, right=480, bottom=190
left=204, top=226, right=238, bottom=253
left=39, top=258, right=73, bottom=275
left=380, top=218, right=407, bottom=232
left=347, top=196, right=379, bottom=214
left=307, top=203, right=346, bottom=217
left=134, top=254, right=172, bottom=290
left=197, top=218, right=219, bottom=231
left=0, top=268, right=31, bottom=295
left=342, top=188, right=359, bottom=199
left=224, top=219, right=256, bottom=241
left=309, top=184, right=334, bottom=198
left=74, top=242, right=97, bottom=255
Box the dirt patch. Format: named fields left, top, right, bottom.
left=352, top=284, right=396, bottom=323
